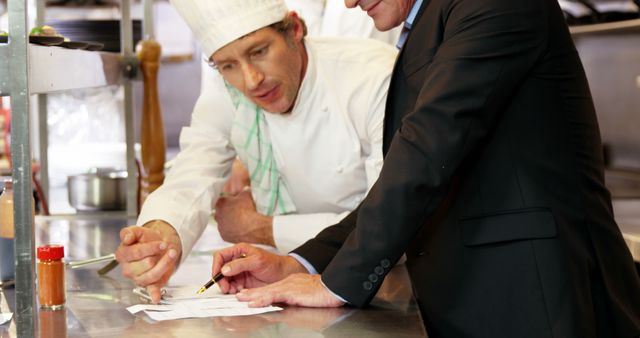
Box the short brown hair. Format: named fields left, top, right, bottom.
left=270, top=15, right=308, bottom=37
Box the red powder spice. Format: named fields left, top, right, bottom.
left=37, top=245, right=65, bottom=310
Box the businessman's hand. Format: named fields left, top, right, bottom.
left=213, top=243, right=344, bottom=308
left=212, top=243, right=305, bottom=294
left=236, top=273, right=345, bottom=308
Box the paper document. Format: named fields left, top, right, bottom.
left=127, top=286, right=282, bottom=321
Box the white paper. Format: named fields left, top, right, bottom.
left=126, top=249, right=283, bottom=321
left=0, top=312, right=12, bottom=325
left=127, top=285, right=282, bottom=321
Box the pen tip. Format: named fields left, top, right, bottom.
left=196, top=287, right=205, bottom=295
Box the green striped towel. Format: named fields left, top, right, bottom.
left=225, top=83, right=297, bottom=216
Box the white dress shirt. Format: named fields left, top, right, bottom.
left=137, top=37, right=397, bottom=258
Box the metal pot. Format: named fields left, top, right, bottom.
left=67, top=168, right=127, bottom=211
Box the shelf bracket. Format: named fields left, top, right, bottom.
left=122, top=55, right=140, bottom=79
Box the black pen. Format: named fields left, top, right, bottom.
left=196, top=253, right=246, bottom=294
left=196, top=272, right=225, bottom=294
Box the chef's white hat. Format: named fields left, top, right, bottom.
left=170, top=0, right=289, bottom=57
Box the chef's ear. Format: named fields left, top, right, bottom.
left=286, top=11, right=307, bottom=42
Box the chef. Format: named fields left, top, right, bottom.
left=115, top=0, right=397, bottom=303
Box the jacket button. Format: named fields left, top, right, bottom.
left=374, top=266, right=384, bottom=275
left=363, top=281, right=373, bottom=290
left=368, top=273, right=379, bottom=283
left=380, top=259, right=391, bottom=268
left=417, top=251, right=425, bottom=256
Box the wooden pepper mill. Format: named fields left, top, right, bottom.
left=137, top=39, right=166, bottom=206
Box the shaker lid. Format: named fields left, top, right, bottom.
left=37, top=245, right=65, bottom=260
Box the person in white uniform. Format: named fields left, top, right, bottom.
left=115, top=0, right=397, bottom=303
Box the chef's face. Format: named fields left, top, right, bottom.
left=345, top=0, right=415, bottom=31
left=210, top=13, right=307, bottom=114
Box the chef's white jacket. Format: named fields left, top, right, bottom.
left=137, top=37, right=397, bottom=257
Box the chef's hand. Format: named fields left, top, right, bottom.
left=236, top=274, right=346, bottom=308
left=215, top=191, right=275, bottom=247
left=212, top=243, right=306, bottom=294
left=223, top=159, right=250, bottom=194
left=115, top=220, right=182, bottom=304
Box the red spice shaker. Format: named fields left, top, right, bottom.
left=37, top=245, right=65, bottom=310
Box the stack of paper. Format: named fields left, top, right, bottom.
left=126, top=286, right=282, bottom=321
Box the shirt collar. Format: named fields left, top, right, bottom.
left=396, top=0, right=425, bottom=49
left=405, top=0, right=424, bottom=29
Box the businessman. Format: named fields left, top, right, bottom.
left=212, top=0, right=640, bottom=336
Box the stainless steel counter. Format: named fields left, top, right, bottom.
left=613, top=199, right=640, bottom=262
left=0, top=215, right=428, bottom=338
left=1, top=200, right=637, bottom=338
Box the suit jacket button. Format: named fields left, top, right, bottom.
left=380, top=259, right=391, bottom=268
left=368, top=273, right=379, bottom=283
left=363, top=281, right=373, bottom=290
left=374, top=266, right=384, bottom=275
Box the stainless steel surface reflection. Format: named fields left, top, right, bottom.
left=35, top=215, right=126, bottom=262
left=0, top=215, right=428, bottom=338
left=614, top=199, right=640, bottom=262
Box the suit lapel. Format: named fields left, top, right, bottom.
left=382, top=0, right=435, bottom=154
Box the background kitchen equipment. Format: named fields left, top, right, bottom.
left=560, top=0, right=640, bottom=25
left=67, top=168, right=127, bottom=211
left=44, top=19, right=142, bottom=52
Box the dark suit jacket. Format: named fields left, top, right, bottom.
left=293, top=0, right=640, bottom=336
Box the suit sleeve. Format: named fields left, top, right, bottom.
left=292, top=204, right=360, bottom=272
left=304, top=0, right=549, bottom=306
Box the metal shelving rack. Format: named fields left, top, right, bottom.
left=0, top=0, right=151, bottom=336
